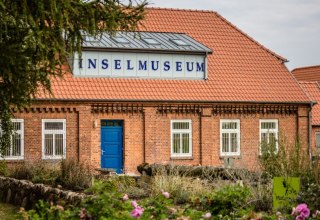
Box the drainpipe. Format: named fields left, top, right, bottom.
left=199, top=111, right=202, bottom=165
left=308, top=102, right=314, bottom=161
left=77, top=111, right=80, bottom=162
left=142, top=110, right=146, bottom=163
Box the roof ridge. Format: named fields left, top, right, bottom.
left=292, top=65, right=320, bottom=72
left=213, top=12, right=288, bottom=63
left=146, top=6, right=216, bottom=14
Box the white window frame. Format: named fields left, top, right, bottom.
left=42, top=119, right=66, bottom=159
left=315, top=132, right=320, bottom=155
left=259, top=119, right=279, bottom=154
left=220, top=119, right=240, bottom=156
left=171, top=119, right=192, bottom=157
left=0, top=119, right=24, bottom=160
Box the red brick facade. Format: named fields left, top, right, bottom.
left=10, top=102, right=310, bottom=174
left=5, top=8, right=313, bottom=173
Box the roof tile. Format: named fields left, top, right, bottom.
left=37, top=8, right=310, bottom=103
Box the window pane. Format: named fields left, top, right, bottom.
left=182, top=133, right=190, bottom=153
left=45, top=122, right=63, bottom=130
left=261, top=133, right=268, bottom=144
left=12, top=122, right=21, bottom=131
left=222, top=133, right=229, bottom=152
left=3, top=144, right=11, bottom=157
left=316, top=133, right=320, bottom=148
left=45, top=134, right=54, bottom=156
left=269, top=132, right=276, bottom=146
left=222, top=122, right=237, bottom=129
left=12, top=133, right=21, bottom=156
left=261, top=122, right=276, bottom=129
left=173, top=122, right=189, bottom=130
left=55, top=134, right=64, bottom=156
left=230, top=133, right=238, bottom=152
left=173, top=133, right=180, bottom=153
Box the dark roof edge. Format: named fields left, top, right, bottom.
left=34, top=98, right=312, bottom=105
left=82, top=47, right=212, bottom=55
left=292, top=65, right=320, bottom=73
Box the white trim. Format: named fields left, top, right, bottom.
left=220, top=119, right=240, bottom=156
left=42, top=119, right=66, bottom=160
left=259, top=119, right=279, bottom=154
left=1, top=119, right=24, bottom=160
left=170, top=119, right=192, bottom=157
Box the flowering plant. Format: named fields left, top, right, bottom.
left=291, top=203, right=310, bottom=220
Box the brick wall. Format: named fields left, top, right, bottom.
left=8, top=102, right=310, bottom=174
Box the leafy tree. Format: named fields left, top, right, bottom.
left=0, top=0, right=147, bottom=154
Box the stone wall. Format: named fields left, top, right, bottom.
left=0, top=176, right=86, bottom=209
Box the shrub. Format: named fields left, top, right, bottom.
left=209, top=184, right=252, bottom=217
left=150, top=165, right=213, bottom=204
left=297, top=182, right=320, bottom=211
left=0, top=160, right=8, bottom=176
left=7, top=161, right=60, bottom=185
left=249, top=178, right=273, bottom=212
left=259, top=136, right=310, bottom=178
left=57, top=160, right=92, bottom=191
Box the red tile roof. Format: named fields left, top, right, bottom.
left=299, top=82, right=320, bottom=125
left=37, top=8, right=311, bottom=103
left=292, top=65, right=320, bottom=82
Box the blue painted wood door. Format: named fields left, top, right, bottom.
left=101, top=120, right=123, bottom=173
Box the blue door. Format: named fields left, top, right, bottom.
left=101, top=120, right=123, bottom=173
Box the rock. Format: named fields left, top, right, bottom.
left=6, top=188, right=11, bottom=203
left=21, top=197, right=28, bottom=208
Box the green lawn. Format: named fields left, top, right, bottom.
left=0, top=203, right=22, bottom=220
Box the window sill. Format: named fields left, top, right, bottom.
left=219, top=155, right=241, bottom=159
left=171, top=156, right=193, bottom=160
left=2, top=157, right=24, bottom=161
left=42, top=156, right=65, bottom=160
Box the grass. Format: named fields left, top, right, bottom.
left=0, top=203, right=22, bottom=220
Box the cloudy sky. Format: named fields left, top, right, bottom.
left=149, top=0, right=320, bottom=70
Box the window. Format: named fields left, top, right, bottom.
left=316, top=132, right=320, bottom=154
left=259, top=119, right=278, bottom=153
left=220, top=119, right=240, bottom=156
left=171, top=120, right=192, bottom=157
left=170, top=38, right=190, bottom=46
left=111, top=36, right=130, bottom=44
left=0, top=119, right=24, bottom=160
left=84, top=35, right=100, bottom=43
left=42, top=119, right=66, bottom=159
left=142, top=38, right=160, bottom=45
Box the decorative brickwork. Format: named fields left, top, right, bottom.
left=8, top=102, right=310, bottom=174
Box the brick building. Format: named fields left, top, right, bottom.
left=292, top=65, right=320, bottom=156
left=5, top=8, right=312, bottom=174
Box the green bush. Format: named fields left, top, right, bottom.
left=209, top=184, right=252, bottom=217
left=259, top=136, right=310, bottom=178
left=7, top=161, right=60, bottom=185
left=57, top=160, right=92, bottom=191
left=0, top=160, right=8, bottom=176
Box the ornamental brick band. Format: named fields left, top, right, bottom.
left=0, top=176, right=86, bottom=209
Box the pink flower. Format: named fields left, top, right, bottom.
left=123, top=194, right=129, bottom=201
left=56, top=205, right=64, bottom=211
left=292, top=203, right=310, bottom=220
left=161, top=189, right=170, bottom=198
left=131, top=206, right=144, bottom=218
left=131, top=200, right=138, bottom=208
left=78, top=208, right=86, bottom=220
left=202, top=212, right=212, bottom=219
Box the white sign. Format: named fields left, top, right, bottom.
left=72, top=51, right=206, bottom=79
